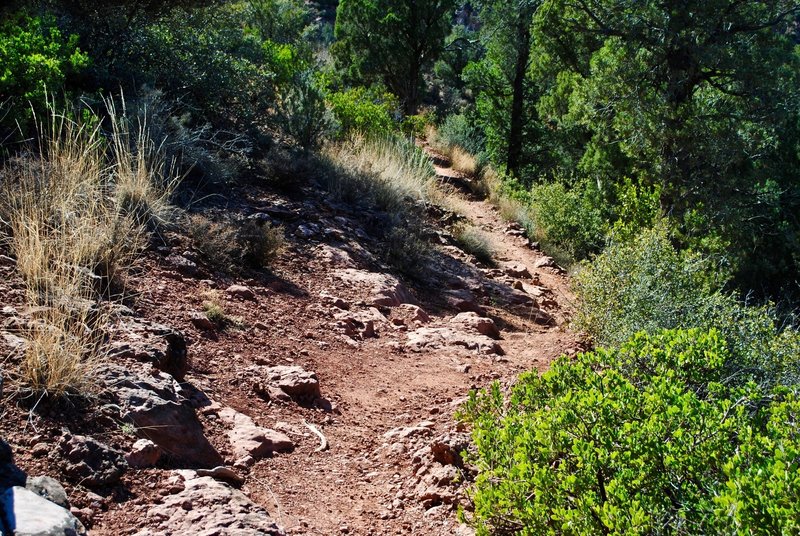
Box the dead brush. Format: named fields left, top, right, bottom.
left=322, top=135, right=437, bottom=213
left=18, top=299, right=110, bottom=400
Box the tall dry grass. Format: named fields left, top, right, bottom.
left=322, top=134, right=437, bottom=212
left=0, top=100, right=178, bottom=398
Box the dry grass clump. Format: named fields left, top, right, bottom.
left=449, top=145, right=478, bottom=177
left=186, top=214, right=285, bottom=273
left=322, top=135, right=437, bottom=213
left=0, top=101, right=178, bottom=398
left=201, top=290, right=243, bottom=330
left=108, top=98, right=181, bottom=234
left=453, top=224, right=495, bottom=265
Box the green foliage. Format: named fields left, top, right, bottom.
left=574, top=225, right=715, bottom=346
left=333, top=0, right=456, bottom=114
left=0, top=12, right=88, bottom=130
left=327, top=86, right=399, bottom=138
left=574, top=224, right=800, bottom=388
left=244, top=0, right=313, bottom=45
left=530, top=0, right=800, bottom=297
left=277, top=69, right=333, bottom=149
left=436, top=113, right=485, bottom=156
left=527, top=178, right=607, bottom=263
left=459, top=328, right=800, bottom=535
left=137, top=8, right=303, bottom=128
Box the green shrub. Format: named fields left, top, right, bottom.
left=574, top=224, right=800, bottom=389
left=327, top=85, right=398, bottom=138
left=238, top=220, right=285, bottom=269
left=0, top=12, right=89, bottom=132
left=276, top=69, right=333, bottom=149
left=527, top=179, right=607, bottom=263
left=437, top=113, right=485, bottom=155
left=459, top=328, right=800, bottom=535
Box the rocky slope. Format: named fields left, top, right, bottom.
left=0, top=151, right=581, bottom=535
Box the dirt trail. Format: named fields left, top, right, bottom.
left=245, top=153, right=581, bottom=535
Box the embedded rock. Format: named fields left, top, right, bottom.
left=25, top=476, right=69, bottom=509
left=59, top=433, right=126, bottom=487
left=137, top=472, right=284, bottom=536
left=226, top=285, right=256, bottom=301
left=443, top=289, right=484, bottom=315
left=335, top=269, right=413, bottom=307
left=264, top=365, right=321, bottom=401
left=501, top=262, right=531, bottom=279
left=406, top=327, right=504, bottom=356
left=108, top=324, right=188, bottom=380
left=219, top=408, right=294, bottom=459
left=98, top=366, right=222, bottom=468
left=449, top=312, right=500, bottom=339
left=125, top=439, right=162, bottom=469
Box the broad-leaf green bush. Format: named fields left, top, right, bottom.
left=0, top=12, right=88, bottom=132
left=459, top=328, right=800, bottom=535
left=327, top=85, right=398, bottom=138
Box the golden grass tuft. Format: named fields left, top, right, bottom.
left=0, top=99, right=178, bottom=398
left=322, top=134, right=437, bottom=212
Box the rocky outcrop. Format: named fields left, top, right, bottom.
left=135, top=471, right=285, bottom=536
left=59, top=432, right=127, bottom=487
left=99, top=366, right=222, bottom=468
left=108, top=322, right=188, bottom=380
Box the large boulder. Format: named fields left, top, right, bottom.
left=136, top=472, right=284, bottom=536
left=98, top=366, right=222, bottom=468
left=1, top=486, right=86, bottom=536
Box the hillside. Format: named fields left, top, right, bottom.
left=0, top=146, right=579, bottom=535
left=2, top=1, right=799, bottom=534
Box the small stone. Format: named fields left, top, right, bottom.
left=31, top=442, right=50, bottom=457
left=126, top=439, right=161, bottom=468
left=189, top=311, right=216, bottom=330
left=226, top=285, right=256, bottom=301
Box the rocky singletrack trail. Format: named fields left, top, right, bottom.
left=0, top=146, right=581, bottom=535
left=240, top=148, right=582, bottom=535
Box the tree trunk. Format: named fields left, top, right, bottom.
left=506, top=23, right=530, bottom=176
